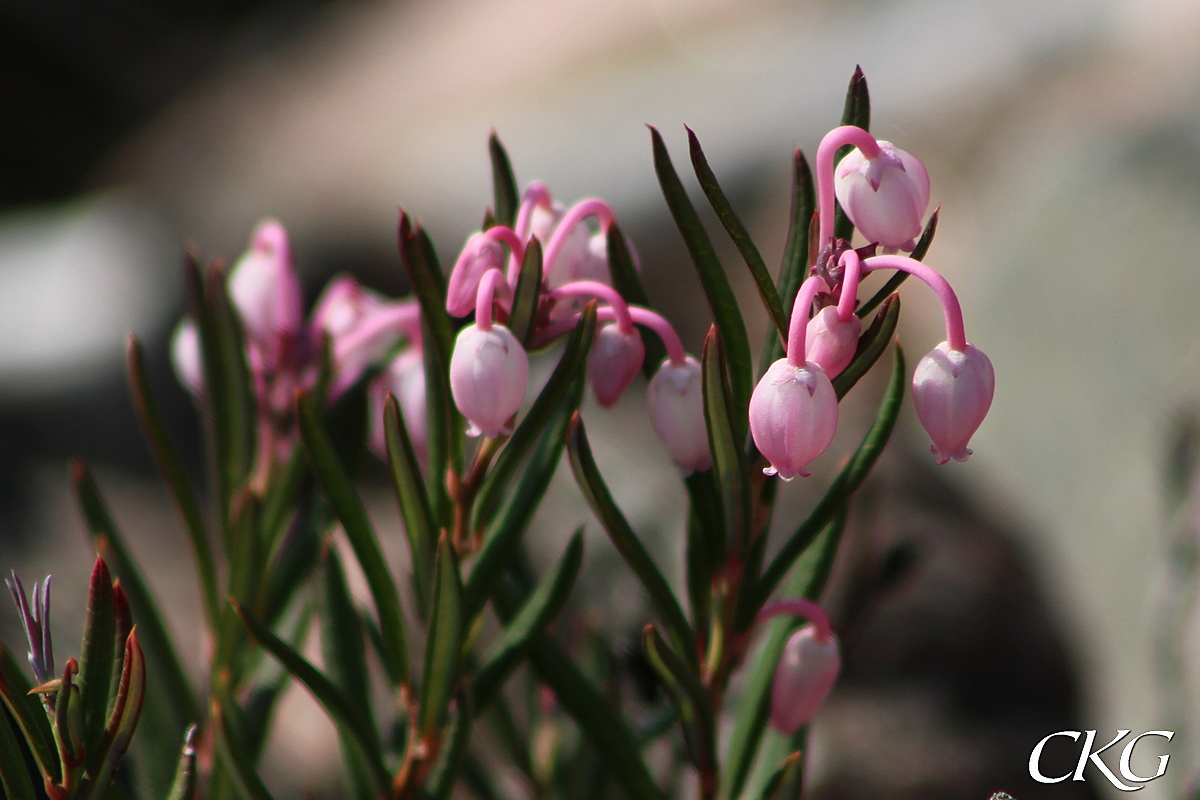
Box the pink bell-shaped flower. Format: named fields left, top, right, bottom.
left=449, top=323, right=529, bottom=438
left=646, top=356, right=711, bottom=473
left=805, top=306, right=861, bottom=379
left=369, top=349, right=427, bottom=461
left=834, top=142, right=930, bottom=250
left=446, top=232, right=508, bottom=318
left=749, top=359, right=839, bottom=480
left=228, top=219, right=303, bottom=363
left=769, top=626, right=841, bottom=734
left=171, top=320, right=204, bottom=395
left=912, top=342, right=994, bottom=464
left=588, top=323, right=645, bottom=407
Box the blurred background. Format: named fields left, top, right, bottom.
left=3, top=0, right=1200, bottom=797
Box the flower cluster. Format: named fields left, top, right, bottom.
left=750, top=124, right=994, bottom=480
left=444, top=183, right=710, bottom=471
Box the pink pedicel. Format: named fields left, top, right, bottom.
left=834, top=141, right=930, bottom=250
left=911, top=342, right=994, bottom=464
left=445, top=227, right=524, bottom=317
left=171, top=320, right=204, bottom=395
left=758, top=598, right=840, bottom=734
left=589, top=323, right=645, bottom=407
left=805, top=305, right=860, bottom=379
left=750, top=276, right=839, bottom=480
left=228, top=219, right=304, bottom=364
left=647, top=356, right=711, bottom=473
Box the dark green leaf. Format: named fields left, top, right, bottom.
left=384, top=395, right=437, bottom=615
left=472, top=531, right=583, bottom=709
left=0, top=644, right=57, bottom=784
left=605, top=225, right=666, bottom=379
left=832, top=293, right=900, bottom=399
left=164, top=724, right=199, bottom=800
left=566, top=413, right=695, bottom=664
left=428, top=687, right=473, bottom=800
left=683, top=472, right=720, bottom=634
left=318, top=549, right=373, bottom=715
left=641, top=625, right=714, bottom=774
left=87, top=630, right=147, bottom=800
left=78, top=556, right=117, bottom=758
left=701, top=328, right=747, bottom=557
left=127, top=336, right=218, bottom=629
left=688, top=127, right=786, bottom=343
left=757, top=751, right=802, bottom=800
left=473, top=304, right=596, bottom=531
left=833, top=67, right=870, bottom=242
left=761, top=149, right=815, bottom=374
left=72, top=460, right=197, bottom=735
left=0, top=701, right=37, bottom=800
left=489, top=132, right=520, bottom=228
left=750, top=345, right=905, bottom=613
left=213, top=696, right=276, bottom=800
left=649, top=126, right=753, bottom=412
left=298, top=395, right=410, bottom=688
left=236, top=603, right=389, bottom=792
left=857, top=209, right=938, bottom=318
left=510, top=239, right=544, bottom=345
left=419, top=536, right=464, bottom=737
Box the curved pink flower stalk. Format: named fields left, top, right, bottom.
left=757, top=599, right=840, bottom=734
left=549, top=280, right=642, bottom=406
left=450, top=268, right=528, bottom=438
left=862, top=255, right=993, bottom=463
left=514, top=182, right=554, bottom=241
left=446, top=226, right=525, bottom=317
left=542, top=199, right=616, bottom=282
left=816, top=126, right=884, bottom=250
left=749, top=276, right=840, bottom=480
left=804, top=250, right=863, bottom=378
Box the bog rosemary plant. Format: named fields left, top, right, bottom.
left=0, top=67, right=993, bottom=800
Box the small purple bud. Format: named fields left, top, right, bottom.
left=834, top=142, right=930, bottom=250
left=171, top=320, right=204, bottom=395
left=646, top=357, right=711, bottom=473
left=749, top=359, right=839, bottom=481
left=450, top=323, right=529, bottom=438
left=446, top=233, right=506, bottom=317
left=588, top=324, right=645, bottom=408
left=769, top=626, right=841, bottom=734
left=804, top=306, right=861, bottom=379
left=228, top=220, right=303, bottom=357
left=912, top=342, right=994, bottom=464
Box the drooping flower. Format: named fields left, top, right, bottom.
left=833, top=141, right=930, bottom=250
left=749, top=358, right=839, bottom=481
left=369, top=348, right=427, bottom=460
left=911, top=342, right=994, bottom=464
left=805, top=305, right=861, bottom=379
left=589, top=323, right=645, bottom=407
left=227, top=219, right=303, bottom=366
left=171, top=320, right=204, bottom=396
left=770, top=625, right=841, bottom=734
left=646, top=356, right=710, bottom=473
left=450, top=324, right=528, bottom=438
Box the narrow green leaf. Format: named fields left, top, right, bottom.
left=489, top=132, right=520, bottom=227
left=428, top=688, right=473, bottom=800
left=473, top=304, right=597, bottom=530
left=384, top=395, right=436, bottom=614
left=472, top=531, right=583, bottom=709
left=510, top=239, right=544, bottom=344
left=419, top=536, right=465, bottom=737
left=318, top=549, right=373, bottom=715
left=127, top=336, right=218, bottom=629
left=641, top=625, right=714, bottom=773
left=832, top=293, right=900, bottom=400
left=298, top=394, right=410, bottom=688
left=105, top=583, right=131, bottom=746
left=72, top=460, right=197, bottom=735
left=241, top=601, right=314, bottom=763
left=605, top=225, right=667, bottom=379
left=463, top=371, right=586, bottom=618
left=0, top=702, right=37, bottom=800
left=650, top=125, right=753, bottom=412
left=165, top=725, right=199, bottom=800
left=751, top=345, right=905, bottom=612
left=757, top=751, right=802, bottom=800
left=761, top=149, right=815, bottom=374
left=566, top=413, right=695, bottom=664
left=236, top=603, right=389, bottom=792
left=857, top=209, right=938, bottom=318
left=0, top=644, right=57, bottom=784
left=87, top=630, right=147, bottom=800
left=78, top=556, right=117, bottom=758
left=213, top=697, right=276, bottom=800
left=261, top=494, right=325, bottom=627
left=399, top=213, right=462, bottom=516
left=688, top=127, right=786, bottom=343
left=701, top=328, right=748, bottom=559
left=833, top=67, right=870, bottom=242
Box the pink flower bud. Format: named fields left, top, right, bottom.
left=449, top=323, right=529, bottom=437
left=646, top=357, right=711, bottom=473
left=446, top=232, right=506, bottom=317
left=749, top=359, right=839, bottom=480
left=589, top=323, right=645, bottom=407
left=834, top=142, right=930, bottom=250
left=228, top=219, right=303, bottom=358
left=171, top=320, right=203, bottom=395
left=770, top=626, right=841, bottom=734
left=805, top=306, right=861, bottom=379
left=369, top=349, right=427, bottom=461
left=912, top=342, right=994, bottom=464
left=311, top=275, right=383, bottom=340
